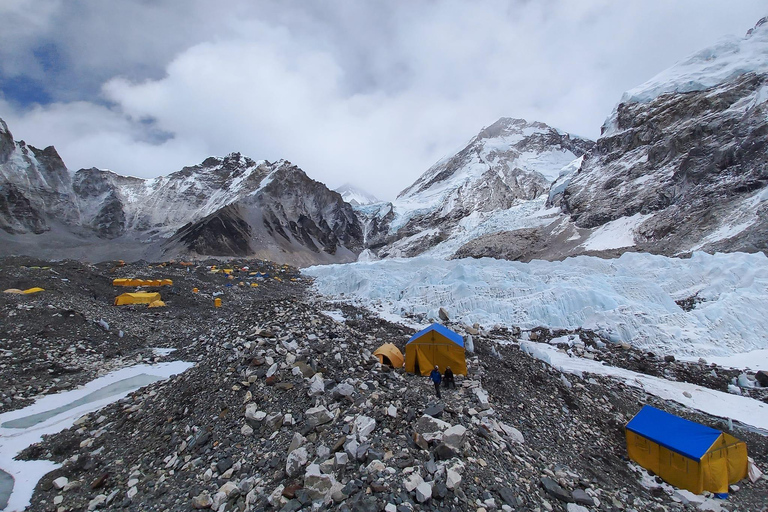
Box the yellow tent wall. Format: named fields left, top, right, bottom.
left=405, top=330, right=466, bottom=376
left=373, top=343, right=404, bottom=368
left=114, top=292, right=161, bottom=305
left=625, top=430, right=748, bottom=494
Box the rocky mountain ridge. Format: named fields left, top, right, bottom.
left=0, top=121, right=362, bottom=266
left=357, top=117, right=594, bottom=258
left=453, top=17, right=768, bottom=262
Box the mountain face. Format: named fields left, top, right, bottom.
left=0, top=119, right=79, bottom=234
left=359, top=117, right=593, bottom=258
left=556, top=17, right=768, bottom=257
left=456, top=17, right=768, bottom=262
left=163, top=164, right=363, bottom=265
left=334, top=183, right=379, bottom=206
left=0, top=121, right=363, bottom=266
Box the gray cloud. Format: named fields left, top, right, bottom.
left=0, top=1, right=765, bottom=199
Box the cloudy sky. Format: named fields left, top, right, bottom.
left=0, top=1, right=764, bottom=200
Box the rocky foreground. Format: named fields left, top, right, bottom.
left=0, top=258, right=767, bottom=512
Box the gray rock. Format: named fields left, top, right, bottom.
left=540, top=476, right=572, bottom=503
left=306, top=405, right=334, bottom=427
left=571, top=489, right=595, bottom=506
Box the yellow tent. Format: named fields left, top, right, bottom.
left=22, top=287, right=45, bottom=294
left=3, top=289, right=24, bottom=294
left=626, top=406, right=748, bottom=495
left=373, top=343, right=404, bottom=368
left=404, top=323, right=466, bottom=376
left=114, top=292, right=161, bottom=306
left=148, top=300, right=166, bottom=308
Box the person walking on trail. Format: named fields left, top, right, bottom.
left=443, top=366, right=455, bottom=389
left=430, top=365, right=442, bottom=398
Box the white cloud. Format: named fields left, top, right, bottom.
left=1, top=1, right=765, bottom=199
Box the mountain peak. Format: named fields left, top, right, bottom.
left=335, top=183, right=380, bottom=206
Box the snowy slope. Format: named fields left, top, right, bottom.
left=557, top=16, right=768, bottom=259
left=361, top=118, right=593, bottom=258
left=334, top=183, right=379, bottom=206
left=604, top=16, right=768, bottom=135
left=305, top=251, right=768, bottom=358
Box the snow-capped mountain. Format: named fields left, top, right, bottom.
left=360, top=117, right=593, bottom=258
left=561, top=16, right=768, bottom=256
left=0, top=118, right=362, bottom=265
left=457, top=16, right=768, bottom=261
left=334, top=183, right=379, bottom=206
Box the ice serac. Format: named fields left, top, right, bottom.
left=562, top=16, right=768, bottom=256
left=361, top=117, right=593, bottom=258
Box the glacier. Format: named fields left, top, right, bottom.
left=304, top=251, right=768, bottom=359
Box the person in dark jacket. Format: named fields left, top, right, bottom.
left=443, top=366, right=455, bottom=389
left=429, top=365, right=442, bottom=398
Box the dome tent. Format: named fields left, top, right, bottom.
left=373, top=343, right=404, bottom=368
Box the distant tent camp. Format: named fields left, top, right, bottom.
left=114, top=292, right=162, bottom=306
left=405, top=323, right=466, bottom=376
left=625, top=405, right=748, bottom=495
left=373, top=343, right=404, bottom=369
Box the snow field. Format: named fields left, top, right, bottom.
left=520, top=341, right=768, bottom=433
left=305, top=251, right=768, bottom=358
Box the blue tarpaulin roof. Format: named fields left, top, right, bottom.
left=625, top=405, right=722, bottom=460
left=407, top=323, right=464, bottom=347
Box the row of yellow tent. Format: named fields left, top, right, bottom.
left=113, top=278, right=173, bottom=287
left=3, top=287, right=45, bottom=294
left=114, top=292, right=165, bottom=308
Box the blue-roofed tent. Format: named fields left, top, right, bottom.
left=625, top=405, right=748, bottom=495
left=405, top=323, right=466, bottom=376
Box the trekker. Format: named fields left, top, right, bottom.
left=430, top=365, right=442, bottom=398
left=443, top=366, right=455, bottom=389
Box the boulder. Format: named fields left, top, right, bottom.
left=415, top=481, right=433, bottom=503
left=442, top=424, right=467, bottom=451
left=304, top=464, right=337, bottom=502
left=541, top=476, right=572, bottom=503
left=306, top=406, right=334, bottom=427
left=755, top=370, right=768, bottom=388
left=438, top=307, right=450, bottom=321
left=286, top=447, right=309, bottom=477
left=424, top=403, right=445, bottom=418
left=308, top=374, right=325, bottom=395
left=404, top=473, right=424, bottom=492
left=571, top=489, right=595, bottom=506
left=415, top=414, right=451, bottom=435
left=354, top=415, right=376, bottom=440
left=446, top=468, right=462, bottom=490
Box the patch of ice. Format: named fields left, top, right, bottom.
left=581, top=213, right=652, bottom=251
left=321, top=310, right=345, bottom=323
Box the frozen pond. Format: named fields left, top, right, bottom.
left=1, top=374, right=162, bottom=430
left=0, top=361, right=192, bottom=512
left=0, top=471, right=11, bottom=510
